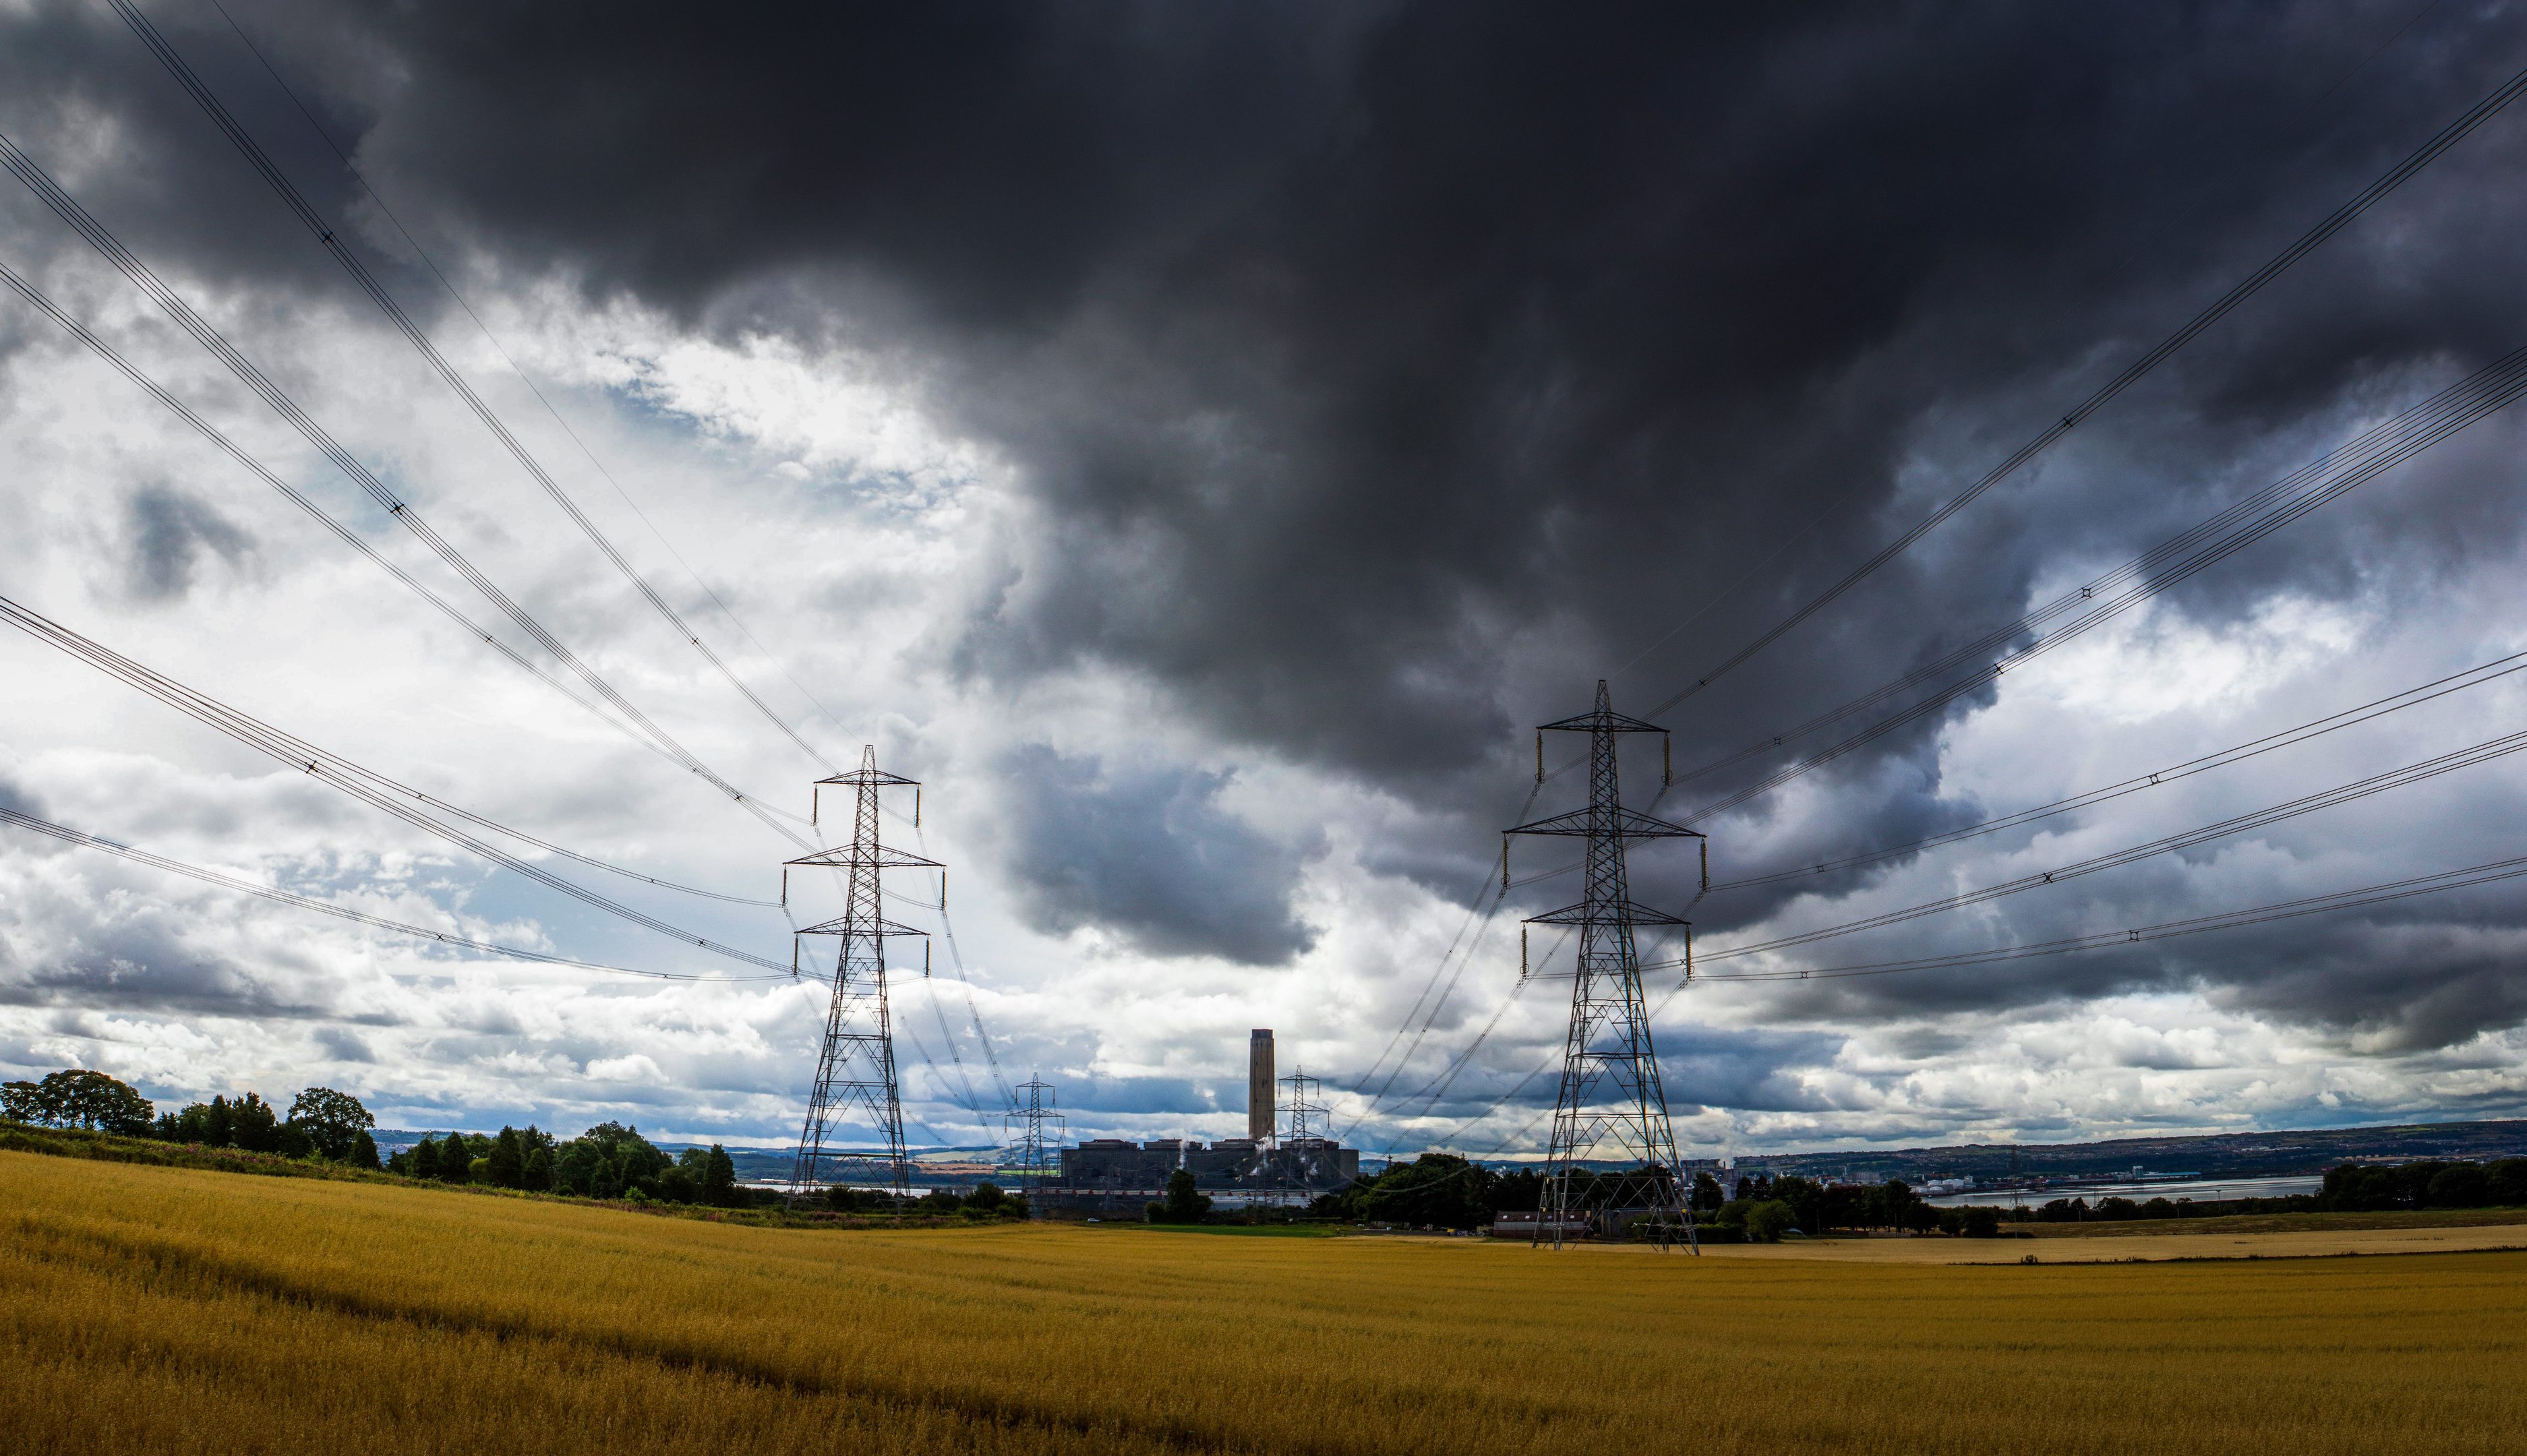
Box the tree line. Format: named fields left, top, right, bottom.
left=1297, top=1155, right=1998, bottom=1240
left=388, top=1121, right=746, bottom=1207
left=1, top=1066, right=756, bottom=1210
left=1, top=1064, right=1030, bottom=1219
left=5, top=1068, right=379, bottom=1166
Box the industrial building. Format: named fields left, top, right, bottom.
left=1043, top=1029, right=1358, bottom=1207
left=1058, top=1135, right=1358, bottom=1192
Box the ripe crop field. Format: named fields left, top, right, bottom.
left=6, top=1151, right=2524, bottom=1455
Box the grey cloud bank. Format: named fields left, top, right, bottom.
left=0, top=1, right=2523, bottom=1150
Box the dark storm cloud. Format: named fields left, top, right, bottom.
left=17, top=1, right=2527, bottom=1026
left=123, top=484, right=251, bottom=600
left=997, top=746, right=1317, bottom=963
left=313, top=1025, right=374, bottom=1063
left=0, top=919, right=339, bottom=1020
left=1424, top=1023, right=1845, bottom=1121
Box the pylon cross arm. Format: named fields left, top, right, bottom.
left=1538, top=708, right=1666, bottom=734
left=1504, top=806, right=1700, bottom=840
left=785, top=844, right=944, bottom=869
left=795, top=913, right=932, bottom=938
left=817, top=768, right=920, bottom=787
left=1524, top=898, right=1690, bottom=928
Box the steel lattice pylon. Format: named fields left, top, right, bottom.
left=1003, top=1076, right=1064, bottom=1190
left=783, top=746, right=939, bottom=1196
left=1506, top=680, right=1704, bottom=1251
left=1274, top=1066, right=1330, bottom=1203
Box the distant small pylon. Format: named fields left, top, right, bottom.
left=1004, top=1076, right=1065, bottom=1189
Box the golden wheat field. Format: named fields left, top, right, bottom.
left=6, top=1151, right=2526, bottom=1455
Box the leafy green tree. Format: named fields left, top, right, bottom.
left=1690, top=1173, right=1725, bottom=1213
left=824, top=1183, right=864, bottom=1213
left=2489, top=1158, right=2527, bottom=1206
left=1152, top=1167, right=1212, bottom=1223
left=351, top=1130, right=381, bottom=1171
left=287, top=1088, right=375, bottom=1162
left=963, top=1181, right=1007, bottom=1216
left=2, top=1080, right=44, bottom=1124
left=437, top=1133, right=479, bottom=1184
left=1491, top=1166, right=1544, bottom=1215
left=703, top=1145, right=738, bottom=1206
left=658, top=1161, right=700, bottom=1204
left=2427, top=1163, right=2489, bottom=1209
left=522, top=1143, right=552, bottom=1190
left=1351, top=1153, right=1493, bottom=1229
left=1744, top=1200, right=1795, bottom=1243
left=1765, top=1176, right=1824, bottom=1236
left=407, top=1136, right=440, bottom=1180
left=23, top=1070, right=155, bottom=1133
left=552, top=1122, right=667, bottom=1199
left=487, top=1127, right=525, bottom=1188
left=227, top=1093, right=283, bottom=1153
left=1866, top=1180, right=1926, bottom=1231
left=165, top=1098, right=234, bottom=1147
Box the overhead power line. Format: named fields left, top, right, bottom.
left=1712, top=642, right=2527, bottom=892
left=1645, top=53, right=2527, bottom=719
left=0, top=144, right=810, bottom=847
left=0, top=803, right=798, bottom=984
left=1703, top=719, right=2527, bottom=963
left=106, top=0, right=840, bottom=774
left=1671, top=342, right=2527, bottom=827
left=0, top=590, right=789, bottom=972
left=203, top=0, right=860, bottom=751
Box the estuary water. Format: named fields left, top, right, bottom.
left=1924, top=1174, right=2327, bottom=1208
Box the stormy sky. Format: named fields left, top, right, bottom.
left=4, top=0, right=2527, bottom=1155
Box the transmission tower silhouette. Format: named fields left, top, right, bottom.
left=1003, top=1076, right=1065, bottom=1190
left=783, top=746, right=940, bottom=1196
left=1276, top=1066, right=1330, bottom=1202
left=1506, top=681, right=1704, bottom=1250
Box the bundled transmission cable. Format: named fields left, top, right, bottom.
left=1340, top=779, right=1547, bottom=1126
left=1646, top=51, right=2527, bottom=718
left=901, top=819, right=1013, bottom=1108
left=1382, top=926, right=1569, bottom=1128
left=0, top=137, right=811, bottom=853
left=1675, top=850, right=2527, bottom=983
left=0, top=264, right=798, bottom=897
left=1671, top=343, right=2527, bottom=826
left=107, top=0, right=838, bottom=775
left=1700, top=718, right=2527, bottom=963
left=0, top=591, right=790, bottom=972
left=0, top=803, right=800, bottom=984
left=204, top=0, right=857, bottom=753
left=1713, top=643, right=2527, bottom=892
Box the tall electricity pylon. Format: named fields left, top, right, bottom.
left=1506, top=681, right=1704, bottom=1251
left=784, top=746, right=939, bottom=1196
left=1003, top=1076, right=1064, bottom=1189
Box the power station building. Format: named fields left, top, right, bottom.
left=1048, top=1028, right=1357, bottom=1200
left=1057, top=1135, right=1357, bottom=1192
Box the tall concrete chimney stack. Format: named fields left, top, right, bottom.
left=1248, top=1029, right=1276, bottom=1141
